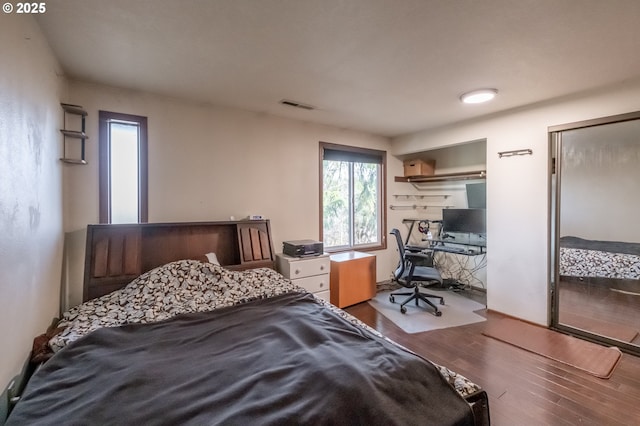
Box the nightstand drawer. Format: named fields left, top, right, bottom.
left=278, top=256, right=330, bottom=279
left=294, top=275, right=330, bottom=294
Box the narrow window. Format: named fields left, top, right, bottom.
left=320, top=142, right=386, bottom=251
left=99, top=111, right=148, bottom=224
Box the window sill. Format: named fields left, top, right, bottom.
left=325, top=243, right=386, bottom=254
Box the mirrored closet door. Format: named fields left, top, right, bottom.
left=550, top=111, right=640, bottom=355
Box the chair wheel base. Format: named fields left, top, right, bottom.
left=434, top=310, right=442, bottom=317
left=440, top=299, right=445, bottom=305
left=389, top=295, right=395, bottom=303
left=400, top=306, right=407, bottom=314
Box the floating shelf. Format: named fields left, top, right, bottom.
left=60, top=129, right=88, bottom=139
left=393, top=194, right=450, bottom=199
left=390, top=205, right=430, bottom=210
left=61, top=103, right=88, bottom=116
left=389, top=204, right=455, bottom=210
left=60, top=158, right=88, bottom=165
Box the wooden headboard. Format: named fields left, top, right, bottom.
left=83, top=220, right=275, bottom=302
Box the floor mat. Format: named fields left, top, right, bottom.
left=368, top=290, right=486, bottom=334
left=483, top=317, right=622, bottom=379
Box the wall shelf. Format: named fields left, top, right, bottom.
left=395, top=170, right=486, bottom=183
left=60, top=129, right=88, bottom=139
left=60, top=158, right=88, bottom=165
left=61, top=104, right=88, bottom=116
left=60, top=103, right=88, bottom=164
left=393, top=194, right=450, bottom=199
left=389, top=204, right=454, bottom=210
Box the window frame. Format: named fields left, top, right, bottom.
left=98, top=110, right=148, bottom=224
left=319, top=141, right=387, bottom=253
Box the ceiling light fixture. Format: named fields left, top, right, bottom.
left=460, top=89, right=498, bottom=104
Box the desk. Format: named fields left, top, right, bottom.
left=429, top=238, right=487, bottom=290
left=329, top=252, right=376, bottom=308
left=430, top=237, right=486, bottom=255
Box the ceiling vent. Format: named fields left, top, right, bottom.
left=279, top=99, right=315, bottom=110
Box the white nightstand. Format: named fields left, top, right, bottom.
left=276, top=253, right=330, bottom=302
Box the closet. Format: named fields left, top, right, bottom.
left=550, top=111, right=640, bottom=355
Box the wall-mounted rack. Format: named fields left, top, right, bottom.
left=498, top=149, right=532, bottom=158
left=60, top=103, right=88, bottom=165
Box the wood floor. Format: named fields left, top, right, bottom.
left=345, top=301, right=640, bottom=425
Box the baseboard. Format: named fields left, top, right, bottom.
left=485, top=309, right=548, bottom=327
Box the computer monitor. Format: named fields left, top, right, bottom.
left=442, top=208, right=486, bottom=235
left=466, top=182, right=486, bottom=209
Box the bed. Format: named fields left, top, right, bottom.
left=6, top=220, right=490, bottom=425
left=559, top=236, right=640, bottom=280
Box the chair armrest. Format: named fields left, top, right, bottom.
left=404, top=252, right=434, bottom=262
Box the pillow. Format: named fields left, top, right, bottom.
left=205, top=252, right=220, bottom=266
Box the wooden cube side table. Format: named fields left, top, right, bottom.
left=329, top=251, right=376, bottom=308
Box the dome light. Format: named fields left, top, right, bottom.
left=460, top=89, right=498, bottom=104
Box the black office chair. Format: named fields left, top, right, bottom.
left=389, top=228, right=445, bottom=316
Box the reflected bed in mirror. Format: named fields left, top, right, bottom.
left=559, top=236, right=640, bottom=281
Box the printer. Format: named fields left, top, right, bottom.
left=283, top=239, right=323, bottom=257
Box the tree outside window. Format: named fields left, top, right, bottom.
left=320, top=142, right=386, bottom=251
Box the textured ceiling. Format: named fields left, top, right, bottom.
left=35, top=0, right=640, bottom=137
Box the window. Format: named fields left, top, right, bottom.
left=99, top=111, right=148, bottom=224
left=320, top=142, right=386, bottom=251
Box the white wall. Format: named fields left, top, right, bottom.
left=0, top=16, right=65, bottom=389
left=392, top=79, right=640, bottom=325
left=63, top=80, right=399, bottom=307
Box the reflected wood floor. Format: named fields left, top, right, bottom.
left=559, top=278, right=640, bottom=345
left=345, top=302, right=640, bottom=426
